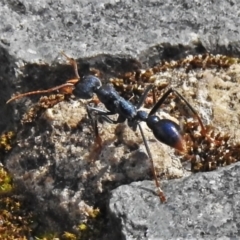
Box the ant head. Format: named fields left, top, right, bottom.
left=73, top=75, right=102, bottom=99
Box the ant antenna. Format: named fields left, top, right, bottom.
left=6, top=83, right=75, bottom=104
left=60, top=51, right=80, bottom=79
left=7, top=52, right=81, bottom=104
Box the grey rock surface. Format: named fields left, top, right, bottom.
left=109, top=162, right=240, bottom=239
left=1, top=0, right=240, bottom=239
left=1, top=0, right=240, bottom=65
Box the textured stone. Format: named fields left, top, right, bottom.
left=1, top=0, right=240, bottom=239
left=110, top=162, right=240, bottom=239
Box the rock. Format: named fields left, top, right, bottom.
left=1, top=0, right=240, bottom=238
left=109, top=162, right=240, bottom=239
left=0, top=0, right=239, bottom=64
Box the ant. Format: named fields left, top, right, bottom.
left=7, top=52, right=207, bottom=203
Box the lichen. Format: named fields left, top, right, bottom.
left=0, top=167, right=13, bottom=194
left=0, top=168, right=32, bottom=239
left=0, top=131, right=15, bottom=153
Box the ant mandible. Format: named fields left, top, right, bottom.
left=7, top=52, right=207, bottom=203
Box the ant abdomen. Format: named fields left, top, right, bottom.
left=147, top=116, right=185, bottom=152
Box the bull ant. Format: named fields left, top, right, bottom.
left=7, top=52, right=207, bottom=203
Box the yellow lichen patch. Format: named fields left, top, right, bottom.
left=0, top=131, right=15, bottom=153
left=0, top=167, right=34, bottom=239
left=35, top=232, right=59, bottom=240
left=68, top=207, right=103, bottom=240
left=0, top=167, right=13, bottom=194
left=78, top=223, right=88, bottom=231
left=62, top=231, right=77, bottom=240
left=85, top=207, right=100, bottom=219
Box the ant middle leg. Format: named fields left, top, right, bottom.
left=136, top=84, right=154, bottom=109
left=86, top=106, right=103, bottom=154
left=86, top=106, right=126, bottom=124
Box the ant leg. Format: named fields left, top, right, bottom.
left=98, top=115, right=125, bottom=124
left=93, top=117, right=102, bottom=149
left=86, top=106, right=125, bottom=124
left=137, top=122, right=166, bottom=203
left=149, top=88, right=176, bottom=115
left=86, top=106, right=102, bottom=148
left=149, top=88, right=206, bottom=135
left=136, top=84, right=154, bottom=109
left=87, top=106, right=114, bottom=116
left=172, top=89, right=206, bottom=134
left=86, top=106, right=126, bottom=158
left=60, top=51, right=80, bottom=79
left=87, top=106, right=116, bottom=120
left=152, top=86, right=157, bottom=105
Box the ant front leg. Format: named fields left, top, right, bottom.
left=86, top=105, right=125, bottom=144
left=86, top=105, right=126, bottom=159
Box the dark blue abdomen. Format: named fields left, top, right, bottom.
left=146, top=116, right=185, bottom=151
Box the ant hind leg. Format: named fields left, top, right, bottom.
left=137, top=123, right=166, bottom=203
